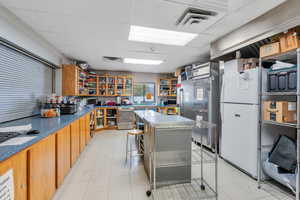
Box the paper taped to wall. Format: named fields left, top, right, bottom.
left=0, top=169, right=14, bottom=200
left=0, top=124, right=32, bottom=133
left=0, top=136, right=36, bottom=147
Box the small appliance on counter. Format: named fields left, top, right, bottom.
left=121, top=98, right=132, bottom=105
left=116, top=96, right=121, bottom=106
left=41, top=94, right=61, bottom=118
left=41, top=108, right=60, bottom=118
left=60, top=104, right=77, bottom=115
left=167, top=99, right=177, bottom=105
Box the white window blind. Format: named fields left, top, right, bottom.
left=0, top=44, right=53, bottom=123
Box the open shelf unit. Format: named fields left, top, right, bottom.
left=94, top=107, right=118, bottom=131
left=158, top=78, right=178, bottom=97
left=258, top=48, right=300, bottom=200
left=62, top=65, right=133, bottom=96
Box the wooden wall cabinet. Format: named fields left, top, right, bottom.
left=70, top=119, right=80, bottom=166
left=62, top=64, right=79, bottom=96
left=0, top=151, right=27, bottom=200
left=28, top=135, right=56, bottom=200
left=56, top=125, right=71, bottom=188
left=158, top=78, right=178, bottom=97
left=62, top=64, right=133, bottom=97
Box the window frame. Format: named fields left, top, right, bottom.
left=133, top=82, right=156, bottom=105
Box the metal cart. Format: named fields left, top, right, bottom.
left=146, top=119, right=218, bottom=200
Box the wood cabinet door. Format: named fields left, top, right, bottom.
left=79, top=117, right=86, bottom=152
left=85, top=114, right=91, bottom=143
left=0, top=151, right=27, bottom=200
left=28, top=135, right=56, bottom=200
left=56, top=125, right=71, bottom=188
left=70, top=119, right=80, bottom=166
left=62, top=65, right=78, bottom=96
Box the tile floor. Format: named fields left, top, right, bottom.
left=53, top=130, right=294, bottom=200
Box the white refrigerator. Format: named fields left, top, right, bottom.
left=220, top=59, right=260, bottom=178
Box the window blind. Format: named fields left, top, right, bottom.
left=0, top=44, right=53, bottom=123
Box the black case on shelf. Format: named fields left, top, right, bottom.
left=267, top=67, right=297, bottom=92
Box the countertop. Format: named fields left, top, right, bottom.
left=0, top=105, right=95, bottom=162
left=134, top=110, right=194, bottom=128
left=94, top=105, right=178, bottom=108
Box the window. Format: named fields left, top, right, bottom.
left=0, top=43, right=53, bottom=123
left=133, top=82, right=155, bottom=105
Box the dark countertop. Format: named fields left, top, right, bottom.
left=0, top=105, right=95, bottom=162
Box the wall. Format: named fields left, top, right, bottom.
left=0, top=5, right=70, bottom=95
left=210, top=0, right=300, bottom=59
left=91, top=70, right=176, bottom=104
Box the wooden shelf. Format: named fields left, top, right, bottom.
left=157, top=78, right=178, bottom=97
left=62, top=65, right=133, bottom=97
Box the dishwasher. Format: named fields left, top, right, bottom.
left=117, top=107, right=135, bottom=130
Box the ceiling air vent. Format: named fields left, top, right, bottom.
left=176, top=7, right=217, bottom=26
left=103, top=56, right=123, bottom=63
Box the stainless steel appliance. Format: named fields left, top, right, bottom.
left=117, top=107, right=135, bottom=130
left=179, top=62, right=220, bottom=150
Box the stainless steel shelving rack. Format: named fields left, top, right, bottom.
left=257, top=48, right=300, bottom=200
left=147, top=120, right=218, bottom=200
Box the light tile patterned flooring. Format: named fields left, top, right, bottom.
left=53, top=130, right=294, bottom=200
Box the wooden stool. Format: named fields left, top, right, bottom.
left=125, top=129, right=143, bottom=168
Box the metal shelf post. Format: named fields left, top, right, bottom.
left=296, top=48, right=300, bottom=200
left=258, top=48, right=300, bottom=200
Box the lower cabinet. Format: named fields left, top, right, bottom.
left=79, top=117, right=86, bottom=152
left=28, top=134, right=56, bottom=200
left=85, top=114, right=91, bottom=143
left=0, top=151, right=27, bottom=200
left=0, top=112, right=92, bottom=200
left=70, top=119, right=80, bottom=166
left=56, top=125, right=71, bottom=187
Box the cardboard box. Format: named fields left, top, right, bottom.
left=260, top=42, right=281, bottom=58
left=263, top=101, right=297, bottom=123
left=279, top=27, right=300, bottom=53
left=238, top=58, right=259, bottom=72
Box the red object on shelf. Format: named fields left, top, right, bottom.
left=106, top=101, right=116, bottom=106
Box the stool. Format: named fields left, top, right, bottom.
left=125, top=129, right=144, bottom=168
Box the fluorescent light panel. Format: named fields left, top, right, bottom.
left=124, top=58, right=163, bottom=65
left=129, top=25, right=198, bottom=46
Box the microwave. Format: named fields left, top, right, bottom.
left=167, top=99, right=177, bottom=105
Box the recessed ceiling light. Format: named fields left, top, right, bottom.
left=128, top=25, right=198, bottom=46
left=124, top=58, right=163, bottom=65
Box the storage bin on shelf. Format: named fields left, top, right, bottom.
left=267, top=66, right=297, bottom=92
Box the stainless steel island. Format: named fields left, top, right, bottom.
left=134, top=110, right=194, bottom=188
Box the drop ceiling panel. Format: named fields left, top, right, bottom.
left=132, top=0, right=227, bottom=33
left=0, top=0, right=288, bottom=72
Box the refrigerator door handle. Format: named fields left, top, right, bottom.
left=180, top=88, right=184, bottom=115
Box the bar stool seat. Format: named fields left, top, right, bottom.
left=128, top=129, right=143, bottom=135
left=125, top=129, right=144, bottom=168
